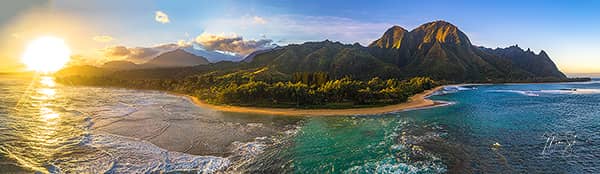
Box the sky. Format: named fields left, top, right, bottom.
left=1, top=0, right=599, bottom=73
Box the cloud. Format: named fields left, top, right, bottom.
left=194, top=32, right=273, bottom=56
left=102, top=43, right=181, bottom=63
left=104, top=46, right=131, bottom=57
left=177, top=40, right=192, bottom=47
left=92, top=35, right=114, bottom=42
left=155, top=11, right=170, bottom=24
left=202, top=15, right=394, bottom=45
left=253, top=16, right=267, bottom=24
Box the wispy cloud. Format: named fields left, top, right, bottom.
left=194, top=32, right=273, bottom=56
left=177, top=40, right=191, bottom=47
left=202, top=15, right=393, bottom=45
left=253, top=16, right=267, bottom=24
left=92, top=35, right=114, bottom=42
left=155, top=11, right=170, bottom=24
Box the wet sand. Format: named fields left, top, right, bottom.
left=85, top=89, right=301, bottom=157
left=179, top=86, right=446, bottom=116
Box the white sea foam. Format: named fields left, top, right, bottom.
left=436, top=85, right=476, bottom=95
left=488, top=90, right=540, bottom=96
left=444, top=86, right=476, bottom=91
left=344, top=154, right=446, bottom=174
left=560, top=80, right=600, bottom=85
left=488, top=88, right=600, bottom=96
left=540, top=89, right=600, bottom=95
left=226, top=124, right=302, bottom=172
left=401, top=100, right=456, bottom=112
left=231, top=137, right=269, bottom=158
left=50, top=133, right=230, bottom=173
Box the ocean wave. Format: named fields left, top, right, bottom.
left=402, top=100, right=456, bottom=112
left=345, top=121, right=449, bottom=174
left=488, top=88, right=600, bottom=96
left=560, top=80, right=600, bottom=85
left=540, top=89, right=600, bottom=95
left=47, top=122, right=301, bottom=173
left=488, top=90, right=540, bottom=96
left=225, top=124, right=302, bottom=172
left=434, top=85, right=477, bottom=95
left=230, top=137, right=269, bottom=159
left=444, top=86, right=476, bottom=91
left=50, top=133, right=230, bottom=173
left=344, top=155, right=446, bottom=174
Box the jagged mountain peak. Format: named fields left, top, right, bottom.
left=387, top=25, right=409, bottom=33
left=489, top=45, right=551, bottom=56
left=417, top=20, right=456, bottom=28
left=411, top=20, right=471, bottom=46
left=369, top=25, right=409, bottom=49
left=539, top=50, right=548, bottom=57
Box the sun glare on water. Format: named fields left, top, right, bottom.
left=21, top=36, right=71, bottom=73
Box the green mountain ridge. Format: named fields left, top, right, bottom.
left=242, top=20, right=568, bottom=82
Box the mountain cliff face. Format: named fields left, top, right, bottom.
left=366, top=20, right=565, bottom=81
left=410, top=21, right=471, bottom=46
left=369, top=26, right=409, bottom=49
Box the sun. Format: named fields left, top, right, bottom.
left=22, top=36, right=71, bottom=73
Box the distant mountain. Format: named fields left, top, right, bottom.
left=242, top=48, right=280, bottom=63
left=183, top=47, right=242, bottom=62
left=101, top=49, right=211, bottom=70
left=101, top=60, right=140, bottom=70
left=479, top=45, right=566, bottom=78
left=56, top=65, right=109, bottom=77
left=144, top=49, right=210, bottom=68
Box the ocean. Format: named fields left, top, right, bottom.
left=1, top=74, right=599, bottom=173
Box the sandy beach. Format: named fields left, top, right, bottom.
left=178, top=86, right=447, bottom=116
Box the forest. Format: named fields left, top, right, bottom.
left=56, top=71, right=437, bottom=109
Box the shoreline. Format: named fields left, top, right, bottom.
left=173, top=86, right=448, bottom=116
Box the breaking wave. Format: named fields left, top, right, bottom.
left=49, top=133, right=230, bottom=173
left=488, top=88, right=600, bottom=96
left=434, top=85, right=477, bottom=95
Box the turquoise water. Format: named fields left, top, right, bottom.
left=244, top=81, right=600, bottom=173
left=1, top=75, right=599, bottom=173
